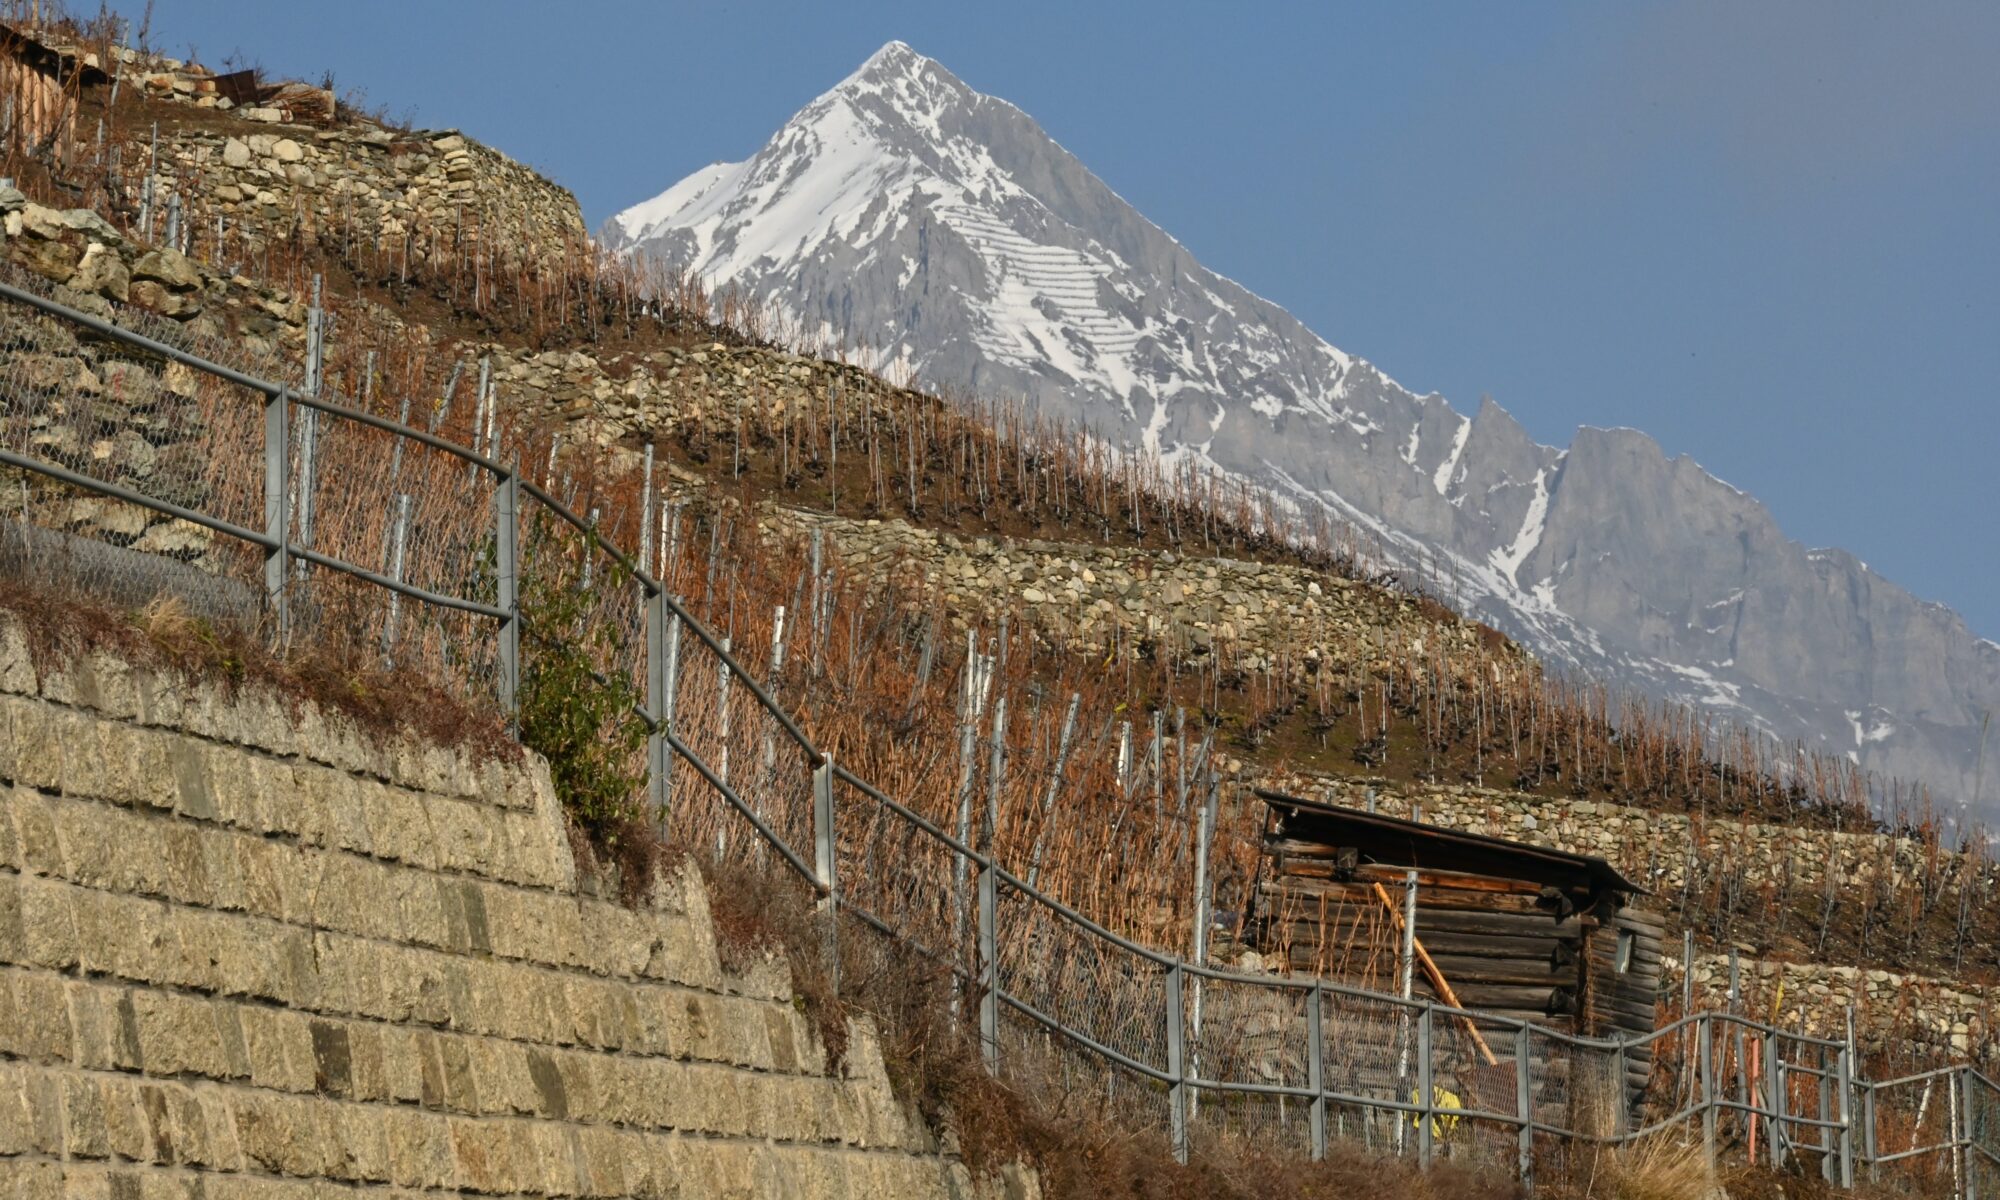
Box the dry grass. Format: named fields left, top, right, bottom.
left=683, top=830, right=1523, bottom=1200
left=1573, top=1137, right=1719, bottom=1200
left=1552, top=1136, right=1924, bottom=1199
left=0, top=567, right=517, bottom=763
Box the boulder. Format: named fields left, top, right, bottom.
left=73, top=242, right=130, bottom=302
left=59, top=208, right=123, bottom=244
left=14, top=231, right=79, bottom=282
left=129, top=279, right=199, bottom=318
left=132, top=248, right=203, bottom=291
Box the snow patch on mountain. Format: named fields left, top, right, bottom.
left=1434, top=416, right=1470, bottom=496
left=1492, top=466, right=1551, bottom=585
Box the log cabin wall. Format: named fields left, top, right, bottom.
left=1584, top=905, right=1667, bottom=1105
left=1249, top=791, right=1665, bottom=1096
left=1259, top=846, right=1600, bottom=1030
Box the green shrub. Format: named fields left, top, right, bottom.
left=517, top=545, right=647, bottom=835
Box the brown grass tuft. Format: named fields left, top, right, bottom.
left=0, top=571, right=517, bottom=764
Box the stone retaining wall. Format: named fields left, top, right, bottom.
left=140, top=121, right=587, bottom=269
left=1672, top=955, right=1995, bottom=1066
left=0, top=615, right=1033, bottom=1199
left=1285, top=774, right=1985, bottom=898
left=780, top=512, right=1504, bottom=670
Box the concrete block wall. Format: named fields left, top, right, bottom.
left=0, top=615, right=1033, bottom=1199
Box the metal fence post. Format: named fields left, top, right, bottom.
left=1963, top=1067, right=1979, bottom=1200
left=812, top=754, right=837, bottom=891
left=646, top=587, right=679, bottom=818
left=1167, top=961, right=1188, bottom=1164
left=1516, top=1025, right=1534, bottom=1189
left=1862, top=1082, right=1878, bottom=1184
left=976, top=841, right=998, bottom=1076
left=1610, top=1038, right=1629, bottom=1136
left=381, top=494, right=412, bottom=659
left=1820, top=1045, right=1835, bottom=1183
left=813, top=754, right=840, bottom=995
left=1768, top=1030, right=1787, bottom=1170
left=294, top=290, right=321, bottom=584
left=1700, top=1016, right=1717, bottom=1172
left=494, top=465, right=519, bottom=719
left=1953, top=1070, right=1967, bottom=1200
left=263, top=388, right=290, bottom=643
left=1417, top=1002, right=1435, bottom=1167
left=1308, top=980, right=1326, bottom=1162
left=1834, top=1043, right=1855, bottom=1188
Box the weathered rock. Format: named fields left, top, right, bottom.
left=13, top=229, right=79, bottom=281
left=70, top=241, right=130, bottom=301
left=131, top=247, right=203, bottom=291
left=129, top=278, right=198, bottom=317
left=58, top=208, right=123, bottom=244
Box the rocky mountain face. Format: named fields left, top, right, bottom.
left=603, top=42, right=2000, bottom=821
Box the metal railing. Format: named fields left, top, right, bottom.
left=0, top=276, right=1992, bottom=1196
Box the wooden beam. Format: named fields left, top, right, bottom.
left=1372, top=881, right=1499, bottom=1066
left=1266, top=918, right=1583, bottom=958
left=1269, top=872, right=1563, bottom=913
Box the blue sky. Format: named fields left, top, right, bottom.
left=115, top=1, right=2000, bottom=637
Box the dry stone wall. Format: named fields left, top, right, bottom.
left=140, top=120, right=587, bottom=268
left=1284, top=774, right=1985, bottom=899
left=0, top=616, right=1035, bottom=1200
left=776, top=512, right=1502, bottom=670
left=493, top=339, right=897, bottom=447
left=1671, top=954, right=1996, bottom=1064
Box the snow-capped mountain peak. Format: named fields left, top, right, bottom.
left=603, top=43, right=2000, bottom=818
left=836, top=39, right=972, bottom=126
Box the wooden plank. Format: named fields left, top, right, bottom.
left=1449, top=983, right=1569, bottom=1012
left=1613, top=909, right=1670, bottom=933
left=1419, top=957, right=1573, bottom=987
left=1275, top=927, right=1583, bottom=961
left=1352, top=865, right=1546, bottom=895
left=1265, top=875, right=1560, bottom=914
left=1263, top=894, right=1588, bottom=936
left=1264, top=838, right=1345, bottom=859
left=1287, top=950, right=1567, bottom=989
left=1403, top=909, right=1588, bottom=937
left=1600, top=990, right=1660, bottom=1013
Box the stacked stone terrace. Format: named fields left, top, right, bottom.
left=772, top=511, right=1499, bottom=670
left=141, top=121, right=587, bottom=270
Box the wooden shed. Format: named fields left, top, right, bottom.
left=0, top=22, right=107, bottom=151
left=1247, top=790, right=1664, bottom=1102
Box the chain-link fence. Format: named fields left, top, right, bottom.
left=2, top=276, right=1993, bottom=1196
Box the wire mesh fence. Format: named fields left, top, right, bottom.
left=1, top=275, right=1994, bottom=1197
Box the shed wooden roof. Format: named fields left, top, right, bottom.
left=1255, top=788, right=1646, bottom=897
left=0, top=23, right=111, bottom=86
